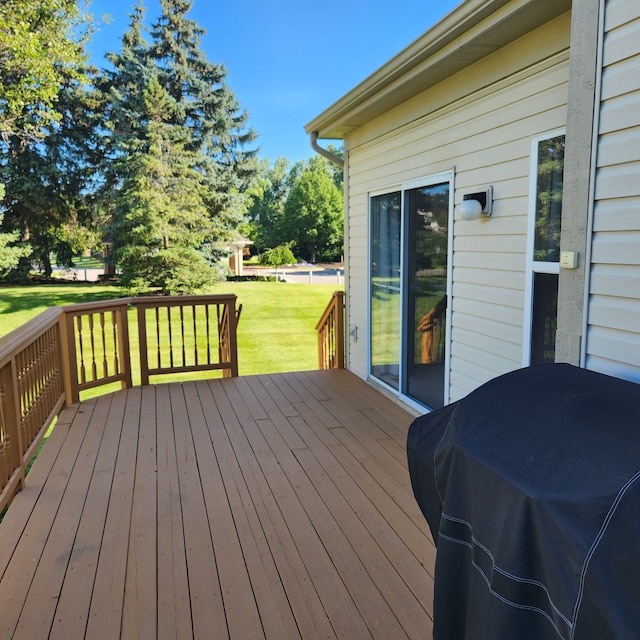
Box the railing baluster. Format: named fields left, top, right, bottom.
left=155, top=307, right=161, bottom=371
left=100, top=312, right=108, bottom=378
left=192, top=305, right=198, bottom=366
left=112, top=310, right=119, bottom=375
left=135, top=295, right=239, bottom=382
left=76, top=315, right=86, bottom=384
left=167, top=307, right=174, bottom=369
left=0, top=308, right=66, bottom=510
left=180, top=305, right=186, bottom=368
left=88, top=314, right=97, bottom=382
left=205, top=305, right=211, bottom=365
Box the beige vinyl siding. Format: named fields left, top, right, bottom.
left=344, top=18, right=570, bottom=399
left=343, top=188, right=368, bottom=377
left=585, top=0, right=640, bottom=382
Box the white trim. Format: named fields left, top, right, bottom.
left=398, top=188, right=407, bottom=395
left=532, top=262, right=561, bottom=275
left=367, top=188, right=402, bottom=389
left=343, top=146, right=351, bottom=370
left=403, top=171, right=453, bottom=192
left=444, top=171, right=455, bottom=406
left=398, top=392, right=433, bottom=416
left=368, top=184, right=402, bottom=199
left=522, top=128, right=566, bottom=366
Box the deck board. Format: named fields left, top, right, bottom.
left=0, top=370, right=436, bottom=639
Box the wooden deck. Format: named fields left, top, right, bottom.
left=0, top=369, right=436, bottom=639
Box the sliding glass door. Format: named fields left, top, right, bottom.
left=369, top=175, right=451, bottom=409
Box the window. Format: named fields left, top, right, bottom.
left=528, top=133, right=565, bottom=365
left=369, top=174, right=452, bottom=409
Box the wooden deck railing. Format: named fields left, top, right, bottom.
left=315, top=290, right=345, bottom=370
left=61, top=299, right=133, bottom=404
left=0, top=308, right=66, bottom=511
left=136, top=295, right=241, bottom=384
left=0, top=294, right=240, bottom=511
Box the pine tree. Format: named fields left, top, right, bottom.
left=110, top=74, right=215, bottom=295
left=149, top=0, right=257, bottom=250
left=101, top=1, right=257, bottom=290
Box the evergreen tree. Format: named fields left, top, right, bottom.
left=110, top=74, right=215, bottom=294
left=149, top=0, right=257, bottom=251
left=99, top=5, right=150, bottom=147
left=100, top=0, right=257, bottom=288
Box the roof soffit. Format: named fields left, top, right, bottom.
left=306, top=0, right=573, bottom=139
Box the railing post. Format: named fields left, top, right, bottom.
left=136, top=302, right=150, bottom=386
left=227, top=298, right=239, bottom=377
left=60, top=309, right=80, bottom=405
left=117, top=303, right=133, bottom=390
left=335, top=291, right=345, bottom=369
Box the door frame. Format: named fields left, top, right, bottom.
left=367, top=169, right=454, bottom=410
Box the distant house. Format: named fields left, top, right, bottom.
left=306, top=0, right=640, bottom=411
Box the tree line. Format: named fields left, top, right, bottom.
left=0, top=0, right=343, bottom=294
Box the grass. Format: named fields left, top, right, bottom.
left=0, top=280, right=343, bottom=377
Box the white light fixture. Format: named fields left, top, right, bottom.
left=460, top=187, right=493, bottom=220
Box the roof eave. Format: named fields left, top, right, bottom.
left=305, top=0, right=572, bottom=140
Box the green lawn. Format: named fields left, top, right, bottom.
left=0, top=281, right=343, bottom=377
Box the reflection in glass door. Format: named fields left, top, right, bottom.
left=405, top=183, right=449, bottom=409
left=370, top=192, right=401, bottom=389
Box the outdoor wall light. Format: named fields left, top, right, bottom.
left=460, top=187, right=493, bottom=220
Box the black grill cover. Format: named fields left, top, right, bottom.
left=407, top=364, right=640, bottom=640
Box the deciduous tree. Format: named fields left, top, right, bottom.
left=0, top=185, right=30, bottom=277
left=0, top=0, right=95, bottom=279
left=245, top=157, right=292, bottom=254
left=0, top=0, right=90, bottom=145
left=282, top=159, right=343, bottom=263
left=1, top=69, right=103, bottom=277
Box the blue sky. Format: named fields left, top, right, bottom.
left=86, top=0, right=461, bottom=164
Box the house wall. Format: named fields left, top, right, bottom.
left=585, top=0, right=640, bottom=381
left=343, top=13, right=571, bottom=401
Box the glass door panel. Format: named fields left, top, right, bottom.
left=405, top=183, right=449, bottom=409
left=370, top=192, right=401, bottom=390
